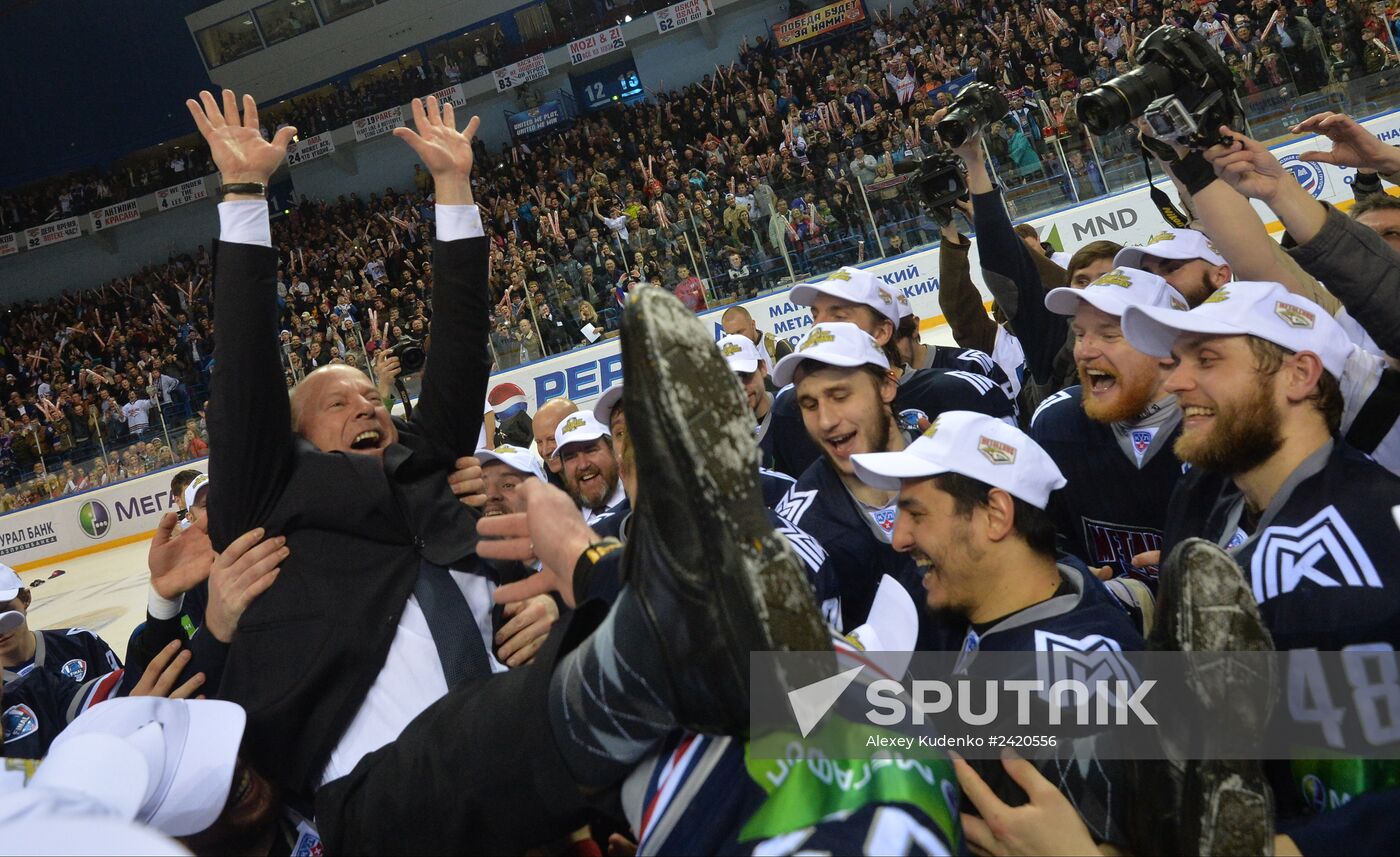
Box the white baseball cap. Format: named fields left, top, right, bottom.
left=474, top=444, right=546, bottom=482
left=789, top=267, right=900, bottom=326
left=552, top=412, right=611, bottom=458
left=772, top=322, right=890, bottom=388
left=1121, top=281, right=1351, bottom=379
left=1114, top=228, right=1227, bottom=270
left=717, top=334, right=763, bottom=374
left=0, top=564, right=22, bottom=601
left=592, top=381, right=625, bottom=425
left=1044, top=266, right=1188, bottom=318
left=182, top=473, right=209, bottom=512
left=893, top=289, right=914, bottom=321
left=41, top=697, right=247, bottom=836
left=852, top=410, right=1067, bottom=509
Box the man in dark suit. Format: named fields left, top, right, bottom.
left=192, top=90, right=502, bottom=805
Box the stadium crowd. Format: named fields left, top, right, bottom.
left=7, top=0, right=1400, bottom=851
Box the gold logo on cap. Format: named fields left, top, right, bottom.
left=799, top=328, right=837, bottom=351
left=1170, top=297, right=1188, bottom=310
left=877, top=288, right=893, bottom=303
left=493, top=445, right=520, bottom=454
left=1092, top=268, right=1134, bottom=289
left=977, top=436, right=1017, bottom=465
left=561, top=416, right=587, bottom=433
left=1275, top=300, right=1316, bottom=329
left=1203, top=288, right=1231, bottom=304
left=720, top=342, right=743, bottom=357
left=922, top=417, right=942, bottom=440
left=1146, top=231, right=1178, bottom=245
left=827, top=269, right=853, bottom=281
left=897, top=292, right=911, bottom=306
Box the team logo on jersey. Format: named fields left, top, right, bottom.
left=1274, top=300, right=1316, bottom=329
left=774, top=488, right=818, bottom=525
left=1301, top=774, right=1328, bottom=813
left=720, top=342, right=743, bottom=357
left=1203, top=288, right=1231, bottom=304
left=1091, top=268, right=1134, bottom=289
left=2, top=704, right=37, bottom=744
left=798, top=328, right=836, bottom=351
left=1033, top=630, right=1140, bottom=700
left=1279, top=155, right=1327, bottom=199
left=1250, top=506, right=1382, bottom=604
left=870, top=506, right=897, bottom=537
left=560, top=416, right=586, bottom=434
left=954, top=629, right=981, bottom=674
left=977, top=436, right=1017, bottom=465
left=900, top=408, right=929, bottom=433
left=1131, top=430, right=1153, bottom=454
left=1225, top=528, right=1248, bottom=550
left=78, top=500, right=111, bottom=540
left=60, top=658, right=87, bottom=682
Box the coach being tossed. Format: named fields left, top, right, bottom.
left=191, top=90, right=502, bottom=803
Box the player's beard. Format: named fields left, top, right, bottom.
left=822, top=406, right=893, bottom=476
left=1078, top=361, right=1161, bottom=424
left=1174, top=380, right=1284, bottom=474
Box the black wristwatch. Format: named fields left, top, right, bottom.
left=217, top=181, right=267, bottom=198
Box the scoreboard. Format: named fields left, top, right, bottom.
left=572, top=57, right=646, bottom=112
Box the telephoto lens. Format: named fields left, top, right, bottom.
left=1078, top=62, right=1176, bottom=135
left=936, top=83, right=1010, bottom=148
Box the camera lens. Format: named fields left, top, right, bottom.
left=936, top=114, right=975, bottom=148
left=1078, top=63, right=1176, bottom=134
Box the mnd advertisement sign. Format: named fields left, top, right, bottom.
left=493, top=53, right=549, bottom=92
left=773, top=0, right=867, bottom=48
left=286, top=132, right=335, bottom=166
left=568, top=26, right=626, bottom=65
left=654, top=0, right=714, bottom=33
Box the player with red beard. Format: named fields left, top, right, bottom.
left=1029, top=267, right=1191, bottom=595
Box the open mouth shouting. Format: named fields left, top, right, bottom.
left=823, top=429, right=860, bottom=459
left=1081, top=365, right=1118, bottom=396
left=349, top=429, right=384, bottom=451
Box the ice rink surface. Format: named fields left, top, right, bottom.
left=24, top=541, right=151, bottom=652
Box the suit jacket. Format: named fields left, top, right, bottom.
left=208, top=234, right=491, bottom=800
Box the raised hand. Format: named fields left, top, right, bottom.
left=148, top=511, right=217, bottom=599
left=186, top=90, right=296, bottom=188
left=1292, top=111, right=1400, bottom=174
left=1203, top=126, right=1294, bottom=204
left=393, top=96, right=481, bottom=206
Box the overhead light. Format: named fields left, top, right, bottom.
left=624, top=14, right=632, bottom=22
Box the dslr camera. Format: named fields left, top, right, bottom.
left=935, top=83, right=1010, bottom=148
left=1078, top=25, right=1244, bottom=149
left=896, top=147, right=968, bottom=227
left=388, top=337, right=426, bottom=375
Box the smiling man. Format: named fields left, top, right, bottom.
left=1114, top=229, right=1231, bottom=307
left=770, top=323, right=931, bottom=637
left=553, top=412, right=624, bottom=525
left=0, top=565, right=121, bottom=687
left=851, top=410, right=1141, bottom=848
left=1030, top=267, right=1190, bottom=586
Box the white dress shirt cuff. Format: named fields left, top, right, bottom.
left=147, top=587, right=185, bottom=621
left=436, top=204, right=484, bottom=241
left=218, top=200, right=273, bottom=247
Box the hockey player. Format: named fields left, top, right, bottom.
left=853, top=409, right=1143, bottom=847
left=0, top=566, right=121, bottom=686
left=1123, top=281, right=1400, bottom=845
left=1031, top=267, right=1190, bottom=584
left=1113, top=228, right=1231, bottom=307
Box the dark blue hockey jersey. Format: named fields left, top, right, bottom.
left=951, top=563, right=1144, bottom=847
left=1162, top=440, right=1400, bottom=833
left=1, top=627, right=122, bottom=687
left=1030, top=387, right=1184, bottom=585
left=2, top=663, right=121, bottom=758
left=920, top=345, right=1017, bottom=407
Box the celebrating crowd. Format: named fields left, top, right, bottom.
left=7, top=0, right=1400, bottom=850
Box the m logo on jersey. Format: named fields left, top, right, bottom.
left=560, top=416, right=586, bottom=434
left=2, top=704, right=37, bottom=744
left=798, top=328, right=836, bottom=351
left=1033, top=630, right=1140, bottom=701
left=1275, top=301, right=1316, bottom=329
left=1250, top=506, right=1382, bottom=604
left=775, top=488, right=818, bottom=525
left=60, top=658, right=87, bottom=681
left=978, top=436, right=1017, bottom=465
